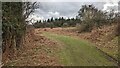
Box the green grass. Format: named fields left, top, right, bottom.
left=43, top=32, right=117, bottom=66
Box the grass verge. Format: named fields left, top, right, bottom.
left=43, top=32, right=117, bottom=66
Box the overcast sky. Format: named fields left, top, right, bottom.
left=28, top=0, right=119, bottom=23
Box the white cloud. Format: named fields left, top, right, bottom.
left=103, top=3, right=118, bottom=11
left=102, top=0, right=119, bottom=12
left=48, top=11, right=60, bottom=17
left=31, top=15, right=44, bottom=21
left=27, top=14, right=45, bottom=24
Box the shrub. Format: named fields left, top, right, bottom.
left=76, top=21, right=93, bottom=33
left=63, top=23, right=69, bottom=27
left=76, top=23, right=85, bottom=33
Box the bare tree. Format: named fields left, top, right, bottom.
left=23, top=2, right=39, bottom=22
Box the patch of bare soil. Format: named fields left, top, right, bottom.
left=4, top=28, right=61, bottom=66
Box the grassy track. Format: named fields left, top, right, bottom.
left=43, top=32, right=116, bottom=66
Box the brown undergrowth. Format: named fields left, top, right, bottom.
left=3, top=28, right=61, bottom=66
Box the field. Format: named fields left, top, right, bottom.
left=4, top=25, right=118, bottom=66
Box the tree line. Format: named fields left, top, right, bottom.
left=33, top=4, right=119, bottom=32
left=33, top=17, right=81, bottom=28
